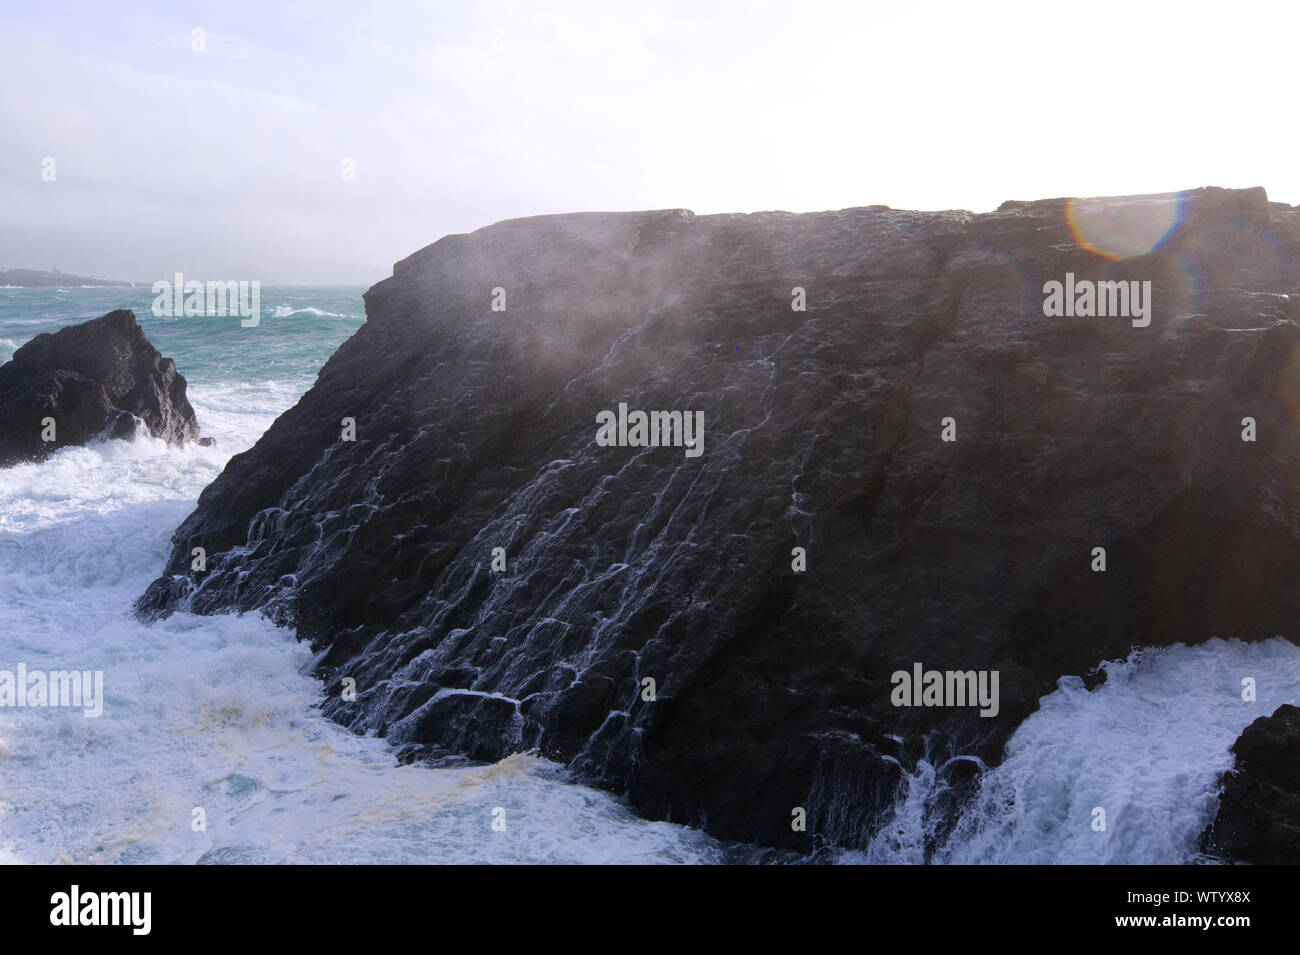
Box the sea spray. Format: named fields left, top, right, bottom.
left=863, top=638, right=1300, bottom=864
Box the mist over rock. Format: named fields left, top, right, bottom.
left=137, top=187, right=1300, bottom=852
left=1203, top=704, right=1300, bottom=863
left=0, top=309, right=203, bottom=467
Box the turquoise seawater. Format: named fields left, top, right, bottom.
left=0, top=285, right=365, bottom=409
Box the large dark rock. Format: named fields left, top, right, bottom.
left=1203, top=704, right=1300, bottom=863
left=0, top=309, right=203, bottom=467
left=137, top=186, right=1300, bottom=850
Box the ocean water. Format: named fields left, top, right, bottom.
left=0, top=286, right=1295, bottom=864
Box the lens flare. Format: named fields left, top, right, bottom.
left=1065, top=193, right=1184, bottom=260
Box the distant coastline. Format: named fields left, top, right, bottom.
left=0, top=268, right=140, bottom=288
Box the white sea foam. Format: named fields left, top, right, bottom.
left=270, top=305, right=348, bottom=319
left=857, top=638, right=1300, bottom=864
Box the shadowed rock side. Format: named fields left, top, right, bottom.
left=0, top=309, right=204, bottom=468
left=1203, top=704, right=1300, bottom=863
left=137, top=187, right=1300, bottom=852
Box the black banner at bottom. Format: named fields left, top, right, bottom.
left=0, top=863, right=1284, bottom=942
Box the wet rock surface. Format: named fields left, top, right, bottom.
left=0, top=309, right=202, bottom=467
left=138, top=187, right=1300, bottom=850
left=1203, top=704, right=1300, bottom=863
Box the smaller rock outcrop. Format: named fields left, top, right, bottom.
left=1203, top=704, right=1300, bottom=863
left=0, top=309, right=203, bottom=467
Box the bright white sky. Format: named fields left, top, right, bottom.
left=1, top=0, right=1295, bottom=284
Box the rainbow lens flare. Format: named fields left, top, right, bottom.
left=1065, top=193, right=1184, bottom=260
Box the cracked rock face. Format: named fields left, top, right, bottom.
left=137, top=187, right=1300, bottom=850
left=0, top=309, right=202, bottom=468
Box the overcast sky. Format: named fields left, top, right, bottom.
left=2, top=0, right=1296, bottom=285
